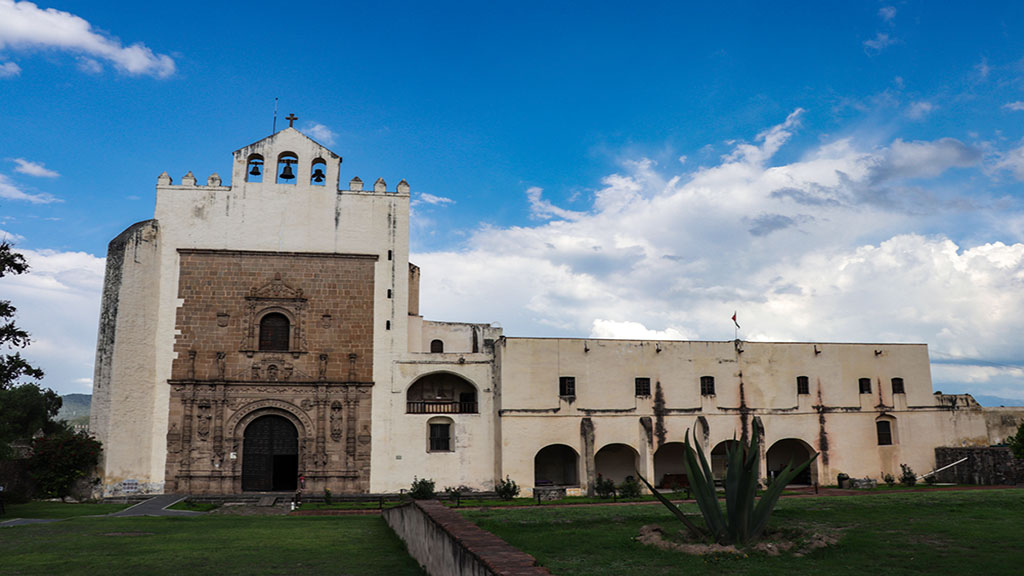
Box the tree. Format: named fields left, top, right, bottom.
left=1009, top=420, right=1024, bottom=459
left=28, top=429, right=102, bottom=500
left=0, top=241, right=63, bottom=458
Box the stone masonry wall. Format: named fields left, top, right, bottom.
left=935, top=446, right=1022, bottom=485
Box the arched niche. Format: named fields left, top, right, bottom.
left=241, top=414, right=299, bottom=492
left=276, top=151, right=298, bottom=184
left=310, top=158, right=327, bottom=186
left=534, top=444, right=579, bottom=487
left=246, top=153, right=264, bottom=183
left=406, top=372, right=478, bottom=414
left=594, top=443, right=639, bottom=485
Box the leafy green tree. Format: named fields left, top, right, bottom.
left=0, top=241, right=44, bottom=388
left=28, top=429, right=102, bottom=500
left=1009, top=420, right=1024, bottom=459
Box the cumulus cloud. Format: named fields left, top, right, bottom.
left=11, top=157, right=58, bottom=178
left=303, top=122, right=336, bottom=145
left=0, top=247, right=105, bottom=394
left=1004, top=101, right=1024, bottom=112
left=413, top=112, right=1024, bottom=400
left=413, top=193, right=455, bottom=207
left=0, top=60, right=20, bottom=77
left=995, top=145, right=1024, bottom=181
left=0, top=0, right=175, bottom=77
left=0, top=173, right=59, bottom=203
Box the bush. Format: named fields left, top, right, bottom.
left=595, top=474, right=616, bottom=498
left=1009, top=420, right=1024, bottom=459
left=28, top=429, right=101, bottom=501
left=925, top=473, right=937, bottom=485
left=409, top=476, right=435, bottom=499
left=618, top=475, right=642, bottom=498
left=495, top=476, right=520, bottom=500
left=899, top=463, right=917, bottom=486
left=323, top=488, right=333, bottom=505
left=883, top=473, right=896, bottom=487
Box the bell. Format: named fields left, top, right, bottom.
left=249, top=163, right=261, bottom=176
left=279, top=162, right=295, bottom=180
left=312, top=168, right=325, bottom=183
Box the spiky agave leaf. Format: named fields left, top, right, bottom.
left=683, top=429, right=726, bottom=539
left=749, top=452, right=818, bottom=541
left=635, top=469, right=705, bottom=539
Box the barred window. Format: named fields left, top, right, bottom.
left=797, top=376, right=810, bottom=395
left=891, top=377, right=905, bottom=394
left=428, top=420, right=452, bottom=452
left=700, top=376, right=715, bottom=396
left=859, top=377, right=872, bottom=394
left=559, top=376, right=576, bottom=397
left=876, top=420, right=893, bottom=446
left=258, top=313, right=289, bottom=351
left=635, top=377, right=651, bottom=396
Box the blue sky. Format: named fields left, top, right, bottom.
left=2, top=1, right=1024, bottom=404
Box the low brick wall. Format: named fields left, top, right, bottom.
left=935, top=447, right=1022, bottom=485
left=383, top=500, right=550, bottom=576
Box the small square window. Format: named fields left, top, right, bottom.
left=635, top=377, right=651, bottom=396
left=700, top=376, right=715, bottom=396
left=559, top=376, right=576, bottom=397
left=891, top=377, right=905, bottom=394
left=859, top=378, right=872, bottom=394
left=876, top=420, right=893, bottom=446
left=429, top=423, right=451, bottom=451
left=796, top=376, right=809, bottom=395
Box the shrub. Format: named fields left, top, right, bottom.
left=410, top=476, right=436, bottom=499
left=495, top=476, right=520, bottom=500
left=883, top=473, right=896, bottom=487
left=638, top=426, right=817, bottom=546
left=618, top=475, right=642, bottom=498
left=323, top=488, right=333, bottom=505
left=595, top=474, right=616, bottom=498
left=1009, top=420, right=1024, bottom=459
left=28, top=429, right=101, bottom=501
left=925, top=473, right=937, bottom=485
left=899, top=463, right=917, bottom=486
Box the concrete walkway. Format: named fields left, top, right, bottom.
left=1, top=493, right=202, bottom=527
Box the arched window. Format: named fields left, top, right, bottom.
left=876, top=418, right=894, bottom=446
left=796, top=375, right=809, bottom=395
left=259, top=313, right=290, bottom=351
left=430, top=339, right=444, bottom=353
left=859, top=377, right=872, bottom=394
left=310, top=158, right=327, bottom=186
left=246, top=154, right=264, bottom=183
left=276, top=152, right=298, bottom=184
left=427, top=416, right=454, bottom=452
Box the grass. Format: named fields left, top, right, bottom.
left=2, top=501, right=130, bottom=519
left=1, top=515, right=425, bottom=576
left=462, top=488, right=1024, bottom=575
left=166, top=500, right=220, bottom=512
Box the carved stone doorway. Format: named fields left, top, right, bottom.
left=242, top=415, right=299, bottom=491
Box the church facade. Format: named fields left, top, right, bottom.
left=90, top=127, right=1023, bottom=497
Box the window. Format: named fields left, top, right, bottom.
left=430, top=339, right=444, bottom=353
left=428, top=419, right=453, bottom=452
left=559, top=376, right=576, bottom=397
left=858, top=378, right=872, bottom=394
left=700, top=376, right=715, bottom=396
left=635, top=377, right=651, bottom=396
left=891, top=377, right=905, bottom=394
left=796, top=376, right=809, bottom=395
left=876, top=420, right=893, bottom=446
left=258, top=313, right=289, bottom=351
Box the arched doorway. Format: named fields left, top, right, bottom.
left=653, top=442, right=687, bottom=489
left=594, top=443, right=639, bottom=484
left=766, top=438, right=815, bottom=485
left=534, top=444, right=579, bottom=487
left=242, top=415, right=299, bottom=491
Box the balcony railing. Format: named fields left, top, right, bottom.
left=407, top=401, right=478, bottom=414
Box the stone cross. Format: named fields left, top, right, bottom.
left=286, top=113, right=298, bottom=128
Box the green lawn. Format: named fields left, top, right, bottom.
left=2, top=515, right=425, bottom=576
left=462, top=488, right=1024, bottom=575
left=2, top=501, right=130, bottom=519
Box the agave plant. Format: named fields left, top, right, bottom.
left=638, top=425, right=817, bottom=546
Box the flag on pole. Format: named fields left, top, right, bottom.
left=732, top=312, right=740, bottom=329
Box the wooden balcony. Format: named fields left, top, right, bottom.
left=406, top=401, right=478, bottom=414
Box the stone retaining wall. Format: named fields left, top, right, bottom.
left=935, top=447, right=1022, bottom=485
left=383, top=500, right=550, bottom=576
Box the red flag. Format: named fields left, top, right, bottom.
left=732, top=312, right=740, bottom=329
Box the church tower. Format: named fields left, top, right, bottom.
left=90, top=124, right=412, bottom=495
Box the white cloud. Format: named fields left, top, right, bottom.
left=0, top=247, right=105, bottom=394
left=906, top=101, right=935, bottom=120
left=0, top=0, right=175, bottom=77
left=414, top=193, right=455, bottom=207
left=1004, top=101, right=1024, bottom=112
left=995, top=145, right=1024, bottom=180
left=864, top=33, right=896, bottom=55
left=0, top=60, right=20, bottom=77
left=878, top=6, right=896, bottom=23
left=303, top=122, right=336, bottom=145
left=0, top=173, right=59, bottom=203
left=12, top=157, right=58, bottom=178
left=412, top=112, right=1024, bottom=400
